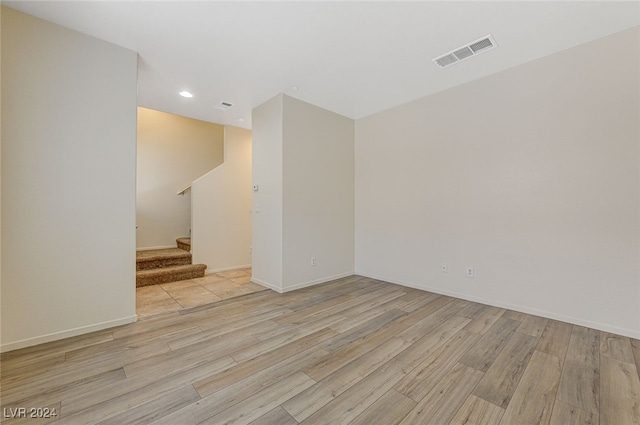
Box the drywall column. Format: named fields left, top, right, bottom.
left=1, top=7, right=138, bottom=351
left=355, top=27, right=640, bottom=338
left=281, top=96, right=355, bottom=290
left=251, top=95, right=285, bottom=290
left=251, top=94, right=355, bottom=292
left=192, top=126, right=252, bottom=272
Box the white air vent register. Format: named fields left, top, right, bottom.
left=433, top=35, right=497, bottom=68
left=215, top=101, right=234, bottom=111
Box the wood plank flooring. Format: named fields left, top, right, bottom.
left=2, top=275, right=639, bottom=424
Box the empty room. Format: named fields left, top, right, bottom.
left=1, top=2, right=639, bottom=424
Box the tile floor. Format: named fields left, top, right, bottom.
left=136, top=268, right=268, bottom=318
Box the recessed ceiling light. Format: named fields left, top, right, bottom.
left=236, top=118, right=246, bottom=123
left=291, top=86, right=300, bottom=91
left=179, top=91, right=194, bottom=98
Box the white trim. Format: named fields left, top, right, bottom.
left=0, top=316, right=137, bottom=353
left=282, top=272, right=356, bottom=292
left=356, top=271, right=640, bottom=340
left=206, top=264, right=252, bottom=274
left=251, top=277, right=283, bottom=293
left=250, top=271, right=355, bottom=294
left=136, top=245, right=176, bottom=251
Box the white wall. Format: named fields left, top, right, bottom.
left=282, top=96, right=355, bottom=290
left=192, top=126, right=252, bottom=272
left=137, top=107, right=224, bottom=249
left=355, top=27, right=640, bottom=338
left=251, top=94, right=355, bottom=292
left=1, top=7, right=138, bottom=352
left=251, top=94, right=284, bottom=289
left=0, top=5, right=3, bottom=347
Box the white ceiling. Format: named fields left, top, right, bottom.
left=6, top=1, right=639, bottom=129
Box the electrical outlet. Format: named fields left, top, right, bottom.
left=311, top=257, right=317, bottom=266
left=466, top=267, right=474, bottom=278
left=441, top=264, right=448, bottom=273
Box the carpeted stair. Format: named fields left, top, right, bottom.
left=176, top=237, right=191, bottom=252
left=136, top=238, right=206, bottom=287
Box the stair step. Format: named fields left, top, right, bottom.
left=176, top=237, right=191, bottom=252
left=136, top=264, right=207, bottom=287
left=136, top=248, right=192, bottom=271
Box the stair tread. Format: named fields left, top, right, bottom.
left=137, top=248, right=191, bottom=262
left=176, top=237, right=191, bottom=252
left=136, top=263, right=206, bottom=277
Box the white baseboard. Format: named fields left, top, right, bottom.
left=251, top=271, right=355, bottom=294
left=283, top=272, right=356, bottom=292
left=356, top=271, right=640, bottom=340
left=206, top=264, right=252, bottom=274
left=0, top=315, right=137, bottom=353
left=250, top=277, right=283, bottom=293
left=136, top=245, right=176, bottom=251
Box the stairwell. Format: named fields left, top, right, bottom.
left=136, top=238, right=207, bottom=287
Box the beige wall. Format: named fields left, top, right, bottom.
left=136, top=107, right=224, bottom=249
left=1, top=7, right=138, bottom=351
left=251, top=94, right=284, bottom=288
left=0, top=5, right=3, bottom=345
left=355, top=27, right=640, bottom=338
left=192, top=126, right=252, bottom=272
left=282, top=96, right=355, bottom=290
left=252, top=94, right=355, bottom=292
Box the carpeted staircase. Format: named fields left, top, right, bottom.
left=136, top=238, right=207, bottom=287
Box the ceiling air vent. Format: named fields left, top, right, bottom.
left=215, top=101, right=233, bottom=111
left=433, top=35, right=497, bottom=69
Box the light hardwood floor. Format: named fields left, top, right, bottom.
left=2, top=275, right=639, bottom=424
